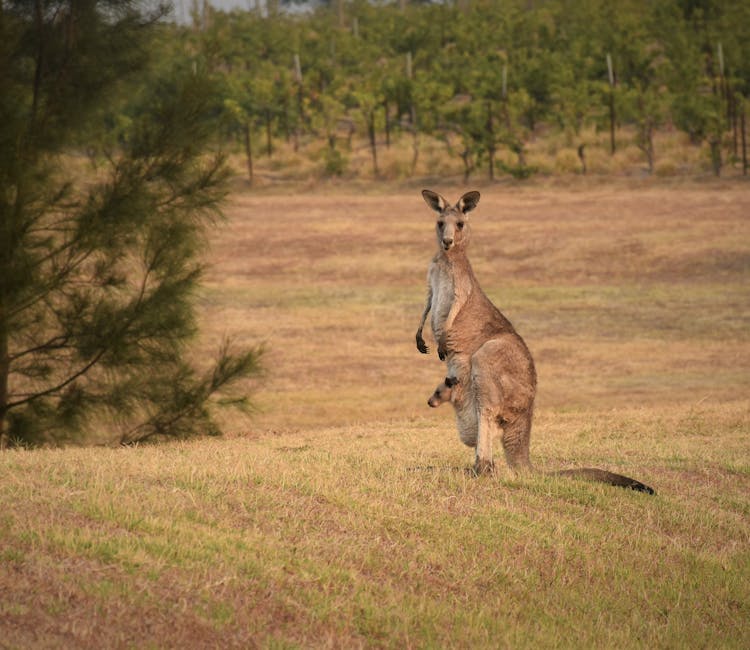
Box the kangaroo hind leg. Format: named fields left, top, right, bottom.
left=470, top=353, right=503, bottom=475
left=501, top=409, right=533, bottom=472
left=472, top=409, right=497, bottom=475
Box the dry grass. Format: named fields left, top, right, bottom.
left=201, top=181, right=750, bottom=430
left=2, top=180, right=749, bottom=648
left=228, top=128, right=748, bottom=185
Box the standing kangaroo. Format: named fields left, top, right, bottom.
left=416, top=189, right=654, bottom=493
left=416, top=189, right=536, bottom=474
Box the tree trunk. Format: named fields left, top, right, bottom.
left=0, top=331, right=10, bottom=449
left=383, top=100, right=390, bottom=148
left=710, top=136, right=722, bottom=176
left=637, top=98, right=655, bottom=174
left=609, top=91, right=616, bottom=155
left=0, top=175, right=8, bottom=448
left=741, top=99, right=747, bottom=176
left=516, top=145, right=526, bottom=169
left=294, top=67, right=304, bottom=152
left=411, top=129, right=419, bottom=176
left=730, top=90, right=738, bottom=158
left=282, top=98, right=290, bottom=143
left=244, top=122, right=253, bottom=184
left=410, top=106, right=419, bottom=175
left=607, top=54, right=616, bottom=155
left=461, top=150, right=473, bottom=183
left=265, top=109, right=273, bottom=157
left=368, top=111, right=378, bottom=177
left=486, top=101, right=495, bottom=181
left=31, top=0, right=44, bottom=124
left=0, top=308, right=8, bottom=449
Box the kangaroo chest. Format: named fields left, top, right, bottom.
left=429, top=253, right=477, bottom=341
left=429, top=258, right=456, bottom=337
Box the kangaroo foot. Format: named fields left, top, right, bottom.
left=472, top=458, right=495, bottom=476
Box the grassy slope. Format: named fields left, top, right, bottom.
left=1, top=181, right=749, bottom=648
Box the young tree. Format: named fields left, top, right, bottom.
left=352, top=85, right=383, bottom=177
left=0, top=1, right=263, bottom=447
left=626, top=82, right=669, bottom=173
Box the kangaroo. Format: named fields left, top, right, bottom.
left=427, top=376, right=654, bottom=493
left=416, top=189, right=654, bottom=493
left=416, top=189, right=536, bottom=475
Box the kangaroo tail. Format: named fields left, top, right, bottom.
left=552, top=468, right=655, bottom=495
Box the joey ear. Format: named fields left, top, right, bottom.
left=445, top=376, right=459, bottom=387
left=457, top=190, right=480, bottom=214
left=422, top=189, right=449, bottom=213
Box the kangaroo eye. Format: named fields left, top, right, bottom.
left=437, top=221, right=444, bottom=230
left=456, top=222, right=464, bottom=230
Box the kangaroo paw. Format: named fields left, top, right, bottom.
left=416, top=334, right=429, bottom=354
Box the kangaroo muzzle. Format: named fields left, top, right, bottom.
left=440, top=223, right=457, bottom=250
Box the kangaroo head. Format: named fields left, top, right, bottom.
left=422, top=190, right=480, bottom=253
left=427, top=376, right=460, bottom=408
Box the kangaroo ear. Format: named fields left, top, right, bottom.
left=458, top=191, right=480, bottom=214
left=422, top=189, right=449, bottom=213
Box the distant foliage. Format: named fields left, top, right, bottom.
left=187, top=0, right=749, bottom=179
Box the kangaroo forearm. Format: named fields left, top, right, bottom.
left=416, top=289, right=432, bottom=354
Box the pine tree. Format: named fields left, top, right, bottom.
left=0, top=0, right=263, bottom=447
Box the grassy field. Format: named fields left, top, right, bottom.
left=1, top=179, right=749, bottom=648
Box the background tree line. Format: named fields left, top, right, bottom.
left=183, top=0, right=749, bottom=180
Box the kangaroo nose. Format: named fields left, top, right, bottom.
left=443, top=237, right=453, bottom=247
